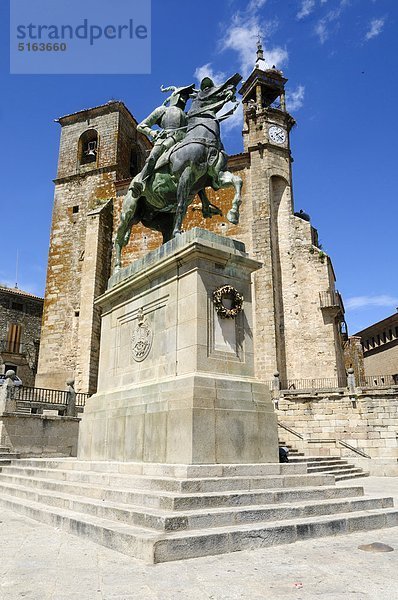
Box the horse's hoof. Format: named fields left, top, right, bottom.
left=227, top=209, right=239, bottom=225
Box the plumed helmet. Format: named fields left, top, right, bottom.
left=200, top=77, right=215, bottom=91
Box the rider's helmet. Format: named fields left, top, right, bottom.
left=200, top=77, right=215, bottom=91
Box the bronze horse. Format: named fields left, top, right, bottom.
left=114, top=74, right=243, bottom=270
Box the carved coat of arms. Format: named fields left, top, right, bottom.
left=131, top=309, right=153, bottom=362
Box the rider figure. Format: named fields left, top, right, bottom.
left=130, top=83, right=195, bottom=197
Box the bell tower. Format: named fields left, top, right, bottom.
left=239, top=41, right=346, bottom=385
left=36, top=101, right=148, bottom=394
left=241, top=39, right=295, bottom=156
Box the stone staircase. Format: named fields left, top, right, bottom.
left=279, top=442, right=369, bottom=481
left=0, top=446, right=19, bottom=467
left=0, top=458, right=396, bottom=563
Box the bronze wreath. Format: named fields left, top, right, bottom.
left=213, top=285, right=244, bottom=319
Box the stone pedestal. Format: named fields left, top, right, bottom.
left=78, top=228, right=278, bottom=464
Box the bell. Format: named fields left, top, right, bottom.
left=86, top=141, right=97, bottom=156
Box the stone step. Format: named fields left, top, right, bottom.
left=0, top=453, right=19, bottom=460
left=290, top=456, right=344, bottom=463
left=324, top=468, right=365, bottom=477
left=308, top=464, right=357, bottom=474
left=0, top=447, right=11, bottom=453
left=0, top=464, right=334, bottom=493
left=335, top=472, right=370, bottom=482
left=0, top=491, right=397, bottom=563
left=154, top=508, right=398, bottom=563
left=0, top=492, right=158, bottom=562
left=6, top=459, right=306, bottom=478
left=0, top=480, right=387, bottom=533
left=0, top=471, right=366, bottom=511
left=307, top=463, right=351, bottom=470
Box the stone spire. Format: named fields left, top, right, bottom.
left=255, top=35, right=267, bottom=71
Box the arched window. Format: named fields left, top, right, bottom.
left=79, top=129, right=98, bottom=165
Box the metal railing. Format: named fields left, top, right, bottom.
left=358, top=375, right=398, bottom=388
left=281, top=377, right=347, bottom=391
left=278, top=421, right=373, bottom=459
left=338, top=440, right=371, bottom=459
left=15, top=386, right=89, bottom=408
left=268, top=372, right=398, bottom=394
left=278, top=422, right=304, bottom=440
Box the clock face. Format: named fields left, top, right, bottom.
left=269, top=125, right=286, bottom=144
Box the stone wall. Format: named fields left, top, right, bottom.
left=355, top=312, right=398, bottom=378
left=0, top=288, right=43, bottom=386
left=277, top=390, right=398, bottom=474
left=363, top=344, right=398, bottom=378
left=0, top=414, right=80, bottom=457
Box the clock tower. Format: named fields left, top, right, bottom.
left=238, top=40, right=346, bottom=385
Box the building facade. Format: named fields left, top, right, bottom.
left=354, top=312, right=398, bottom=381
left=0, top=286, right=43, bottom=386
left=36, top=48, right=346, bottom=393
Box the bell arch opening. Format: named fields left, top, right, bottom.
left=78, top=129, right=98, bottom=166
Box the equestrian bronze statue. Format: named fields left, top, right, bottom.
left=114, top=73, right=243, bottom=270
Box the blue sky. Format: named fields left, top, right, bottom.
left=0, top=0, right=397, bottom=333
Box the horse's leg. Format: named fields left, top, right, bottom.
left=174, top=166, right=195, bottom=236
left=198, top=189, right=222, bottom=218
left=217, top=170, right=243, bottom=225
left=114, top=192, right=139, bottom=270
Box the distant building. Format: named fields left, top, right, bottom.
left=0, top=286, right=43, bottom=386
left=355, top=311, right=398, bottom=382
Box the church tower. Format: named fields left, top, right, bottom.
left=238, top=41, right=346, bottom=385
left=36, top=101, right=149, bottom=393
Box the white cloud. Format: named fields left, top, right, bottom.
left=314, top=0, right=349, bottom=44
left=345, top=295, right=398, bottom=310
left=297, top=0, right=316, bottom=20
left=193, top=0, right=288, bottom=130
left=248, top=0, right=267, bottom=11
left=315, top=20, right=328, bottom=43
left=194, top=63, right=226, bottom=86
left=365, top=17, right=385, bottom=40
left=219, top=3, right=288, bottom=76
left=286, top=85, right=305, bottom=112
